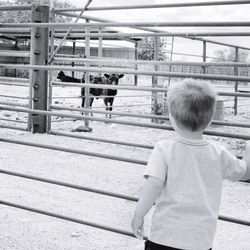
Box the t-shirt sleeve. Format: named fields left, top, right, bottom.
left=143, top=142, right=167, bottom=182
left=222, top=148, right=247, bottom=181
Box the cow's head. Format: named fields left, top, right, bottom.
left=57, top=71, right=65, bottom=80
left=104, top=73, right=124, bottom=85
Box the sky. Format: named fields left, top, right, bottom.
left=59, top=0, right=250, bottom=61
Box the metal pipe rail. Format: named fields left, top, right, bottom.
left=54, top=31, right=250, bottom=38
left=0, top=124, right=27, bottom=131
left=0, top=200, right=136, bottom=238
left=0, top=76, right=29, bottom=83
left=54, top=56, right=250, bottom=67
left=2, top=63, right=250, bottom=83
left=51, top=105, right=168, bottom=120
left=0, top=94, right=28, bottom=100
left=0, top=168, right=249, bottom=227
left=50, top=130, right=154, bottom=149
left=0, top=50, right=30, bottom=58
left=52, top=82, right=250, bottom=98
left=56, top=13, right=250, bottom=51
left=0, top=28, right=31, bottom=34
left=0, top=101, right=29, bottom=108
left=0, top=168, right=138, bottom=202
left=0, top=136, right=147, bottom=165
left=54, top=0, right=250, bottom=12
left=0, top=118, right=27, bottom=124
left=50, top=105, right=250, bottom=129
left=0, top=82, right=29, bottom=87
left=3, top=21, right=250, bottom=28
left=1, top=105, right=250, bottom=140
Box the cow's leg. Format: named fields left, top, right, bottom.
left=104, top=98, right=109, bottom=118
left=81, top=88, right=85, bottom=115
left=89, top=97, right=94, bottom=116
left=108, top=98, right=115, bottom=118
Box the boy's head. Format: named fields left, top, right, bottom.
left=167, top=79, right=217, bottom=132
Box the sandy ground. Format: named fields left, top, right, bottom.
left=0, top=78, right=249, bottom=250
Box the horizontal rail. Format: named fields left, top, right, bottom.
left=0, top=5, right=32, bottom=11
left=54, top=0, right=250, bottom=12
left=0, top=101, right=29, bottom=108
left=50, top=130, right=154, bottom=149
left=54, top=57, right=250, bottom=67
left=0, top=28, right=31, bottom=34
left=0, top=118, right=27, bottom=124
left=0, top=136, right=147, bottom=165
left=60, top=31, right=250, bottom=38
left=0, top=94, right=28, bottom=100
left=52, top=82, right=250, bottom=97
left=0, top=200, right=136, bottom=238
left=1, top=105, right=250, bottom=140
left=1, top=168, right=249, bottom=226
left=0, top=168, right=138, bottom=202
left=3, top=21, right=250, bottom=28
left=0, top=124, right=27, bottom=131
left=2, top=63, right=250, bottom=82
left=56, top=13, right=250, bottom=51
left=51, top=105, right=167, bottom=120
left=0, top=50, right=30, bottom=58
left=0, top=76, right=29, bottom=83
left=52, top=81, right=166, bottom=92
left=51, top=105, right=250, bottom=129
left=0, top=82, right=29, bottom=87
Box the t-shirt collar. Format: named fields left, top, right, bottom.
left=174, top=136, right=209, bottom=146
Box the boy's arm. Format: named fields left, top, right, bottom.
left=241, top=142, right=250, bottom=181
left=131, top=176, right=164, bottom=238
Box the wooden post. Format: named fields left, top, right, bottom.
left=202, top=41, right=207, bottom=74
left=29, top=5, right=49, bottom=133
left=134, top=41, right=138, bottom=86
left=152, top=36, right=159, bottom=122
left=234, top=47, right=239, bottom=116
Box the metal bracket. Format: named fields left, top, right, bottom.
left=34, top=50, right=40, bottom=55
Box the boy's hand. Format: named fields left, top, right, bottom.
left=131, top=215, right=144, bottom=239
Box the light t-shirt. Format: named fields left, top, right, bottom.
left=144, top=137, right=246, bottom=250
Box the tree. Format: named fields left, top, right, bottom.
left=0, top=0, right=73, bottom=23
left=138, top=37, right=168, bottom=61
left=213, top=47, right=249, bottom=62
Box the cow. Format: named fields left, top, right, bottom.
left=57, top=71, right=124, bottom=117
left=57, top=71, right=82, bottom=83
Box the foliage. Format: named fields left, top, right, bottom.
left=213, top=47, right=249, bottom=62
left=138, top=37, right=168, bottom=61
left=0, top=0, right=73, bottom=23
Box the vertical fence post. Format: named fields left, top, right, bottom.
left=152, top=36, right=159, bottom=122
left=47, top=5, right=55, bottom=133
left=98, top=27, right=103, bottom=76
left=202, top=41, right=207, bottom=74
left=29, top=5, right=49, bottom=133
left=134, top=41, right=138, bottom=86
left=234, top=47, right=239, bottom=116
left=84, top=19, right=90, bottom=129
left=72, top=40, right=76, bottom=78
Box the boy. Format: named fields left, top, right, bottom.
left=131, top=79, right=250, bottom=250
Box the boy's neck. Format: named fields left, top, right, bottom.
left=175, top=127, right=204, bottom=140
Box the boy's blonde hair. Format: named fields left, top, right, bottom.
left=167, top=79, right=217, bottom=131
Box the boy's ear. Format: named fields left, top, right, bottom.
left=119, top=74, right=124, bottom=78
left=104, top=73, right=110, bottom=79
